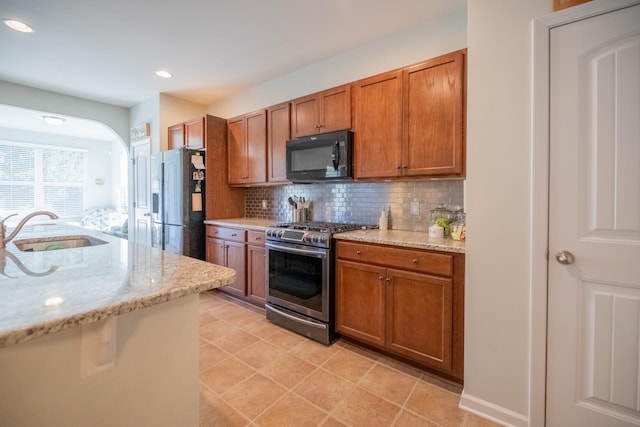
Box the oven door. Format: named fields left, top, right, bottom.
left=265, top=241, right=329, bottom=322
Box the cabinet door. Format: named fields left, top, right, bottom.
left=291, top=93, right=319, bottom=137
left=247, top=244, right=266, bottom=306
left=224, top=240, right=246, bottom=296
left=245, top=110, right=267, bottom=184
left=403, top=50, right=465, bottom=176
left=267, top=102, right=290, bottom=183
left=319, top=84, right=351, bottom=134
left=353, top=71, right=403, bottom=178
left=335, top=260, right=386, bottom=347
left=227, top=116, right=247, bottom=184
left=168, top=124, right=184, bottom=150
left=205, top=236, right=225, bottom=266
left=184, top=117, right=205, bottom=149
left=386, top=268, right=453, bottom=372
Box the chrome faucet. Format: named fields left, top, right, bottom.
left=0, top=211, right=59, bottom=249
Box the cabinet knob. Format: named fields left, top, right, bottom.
left=412, top=259, right=418, bottom=264
left=378, top=276, right=384, bottom=280
left=255, top=236, right=262, bottom=241
left=231, top=233, right=237, bottom=237
left=402, top=164, right=408, bottom=169
left=385, top=277, right=391, bottom=282
left=396, top=165, right=402, bottom=169
left=356, top=250, right=361, bottom=255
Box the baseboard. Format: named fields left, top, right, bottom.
left=459, top=390, right=529, bottom=427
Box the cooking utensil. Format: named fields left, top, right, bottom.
left=288, top=197, right=297, bottom=208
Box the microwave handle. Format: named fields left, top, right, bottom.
left=331, top=141, right=339, bottom=170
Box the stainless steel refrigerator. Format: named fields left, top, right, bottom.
left=151, top=147, right=206, bottom=259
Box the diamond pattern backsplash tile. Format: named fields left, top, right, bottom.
left=245, top=180, right=464, bottom=232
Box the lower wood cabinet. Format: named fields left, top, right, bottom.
left=335, top=240, right=464, bottom=382
left=246, top=231, right=266, bottom=306
left=205, top=225, right=266, bottom=307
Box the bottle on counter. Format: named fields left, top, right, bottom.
left=379, top=207, right=388, bottom=230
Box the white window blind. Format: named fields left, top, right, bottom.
left=0, top=140, right=87, bottom=222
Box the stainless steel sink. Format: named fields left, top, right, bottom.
left=13, top=235, right=108, bottom=252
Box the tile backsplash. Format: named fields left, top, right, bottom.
left=245, top=180, right=464, bottom=232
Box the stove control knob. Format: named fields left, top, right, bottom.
left=320, top=236, right=328, bottom=243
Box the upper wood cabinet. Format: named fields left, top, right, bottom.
left=168, top=117, right=205, bottom=150
left=227, top=110, right=267, bottom=185
left=403, top=50, right=465, bottom=177
left=267, top=102, right=291, bottom=183
left=291, top=85, right=351, bottom=137
left=353, top=70, right=403, bottom=178
left=353, top=49, right=466, bottom=178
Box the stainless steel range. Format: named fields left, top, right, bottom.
left=264, top=221, right=374, bottom=344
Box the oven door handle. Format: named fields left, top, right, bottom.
left=265, top=242, right=327, bottom=258
left=266, top=305, right=327, bottom=330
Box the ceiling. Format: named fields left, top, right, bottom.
left=0, top=0, right=465, bottom=139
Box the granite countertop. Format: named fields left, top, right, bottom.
left=0, top=223, right=236, bottom=348
left=204, top=218, right=277, bottom=231
left=334, top=229, right=465, bottom=254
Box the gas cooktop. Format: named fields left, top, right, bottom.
left=265, top=221, right=376, bottom=248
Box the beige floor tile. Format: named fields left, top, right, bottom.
left=405, top=380, right=497, bottom=426
left=213, top=328, right=261, bottom=354
left=234, top=340, right=285, bottom=370
left=265, top=328, right=308, bottom=350
left=200, top=357, right=256, bottom=395
left=260, top=352, right=317, bottom=389
left=224, top=309, right=264, bottom=328
left=321, top=348, right=376, bottom=383
left=392, top=409, right=438, bottom=427
left=200, top=385, right=250, bottom=427
left=320, top=417, right=349, bottom=427
left=332, top=387, right=401, bottom=427
left=291, top=339, right=340, bottom=366
left=200, top=342, right=229, bottom=372
left=293, top=369, right=355, bottom=412
left=222, top=373, right=288, bottom=420
left=358, top=364, right=418, bottom=406
left=200, top=318, right=237, bottom=342
left=241, top=318, right=282, bottom=338
left=254, top=391, right=328, bottom=427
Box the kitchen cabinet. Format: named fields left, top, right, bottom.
left=267, top=102, right=290, bottom=183
left=291, top=85, right=351, bottom=137
left=353, top=49, right=466, bottom=178
left=206, top=225, right=246, bottom=297
left=352, top=70, right=403, bottom=178
left=335, top=241, right=464, bottom=381
left=246, top=230, right=266, bottom=306
left=168, top=117, right=205, bottom=150
left=227, top=110, right=267, bottom=185
left=205, top=225, right=267, bottom=307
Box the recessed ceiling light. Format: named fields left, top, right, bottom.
left=4, top=19, right=34, bottom=33
left=155, top=70, right=173, bottom=78
left=42, top=115, right=66, bottom=126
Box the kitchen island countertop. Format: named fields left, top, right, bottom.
left=335, top=229, right=465, bottom=254
left=0, top=223, right=235, bottom=347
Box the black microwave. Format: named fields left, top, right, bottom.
left=286, top=130, right=353, bottom=182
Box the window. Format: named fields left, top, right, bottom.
left=0, top=140, right=87, bottom=223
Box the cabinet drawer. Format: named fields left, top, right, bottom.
left=336, top=241, right=453, bottom=277
left=206, top=225, right=246, bottom=242
left=247, top=230, right=266, bottom=246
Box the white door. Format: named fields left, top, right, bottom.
left=547, top=3, right=640, bottom=426
left=131, top=139, right=151, bottom=246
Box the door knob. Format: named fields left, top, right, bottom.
left=555, top=250, right=575, bottom=265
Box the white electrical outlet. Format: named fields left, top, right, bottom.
left=410, top=200, right=420, bottom=215
left=261, top=200, right=267, bottom=209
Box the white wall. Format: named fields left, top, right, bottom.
left=207, top=8, right=467, bottom=118
left=130, top=94, right=160, bottom=152
left=0, top=81, right=129, bottom=145
left=462, top=0, right=551, bottom=425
